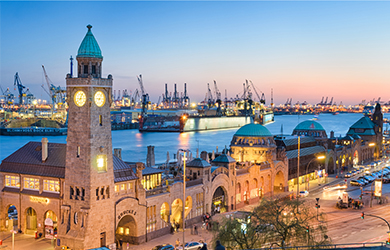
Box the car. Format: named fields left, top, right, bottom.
left=299, top=190, right=309, bottom=197
left=345, top=172, right=353, bottom=178
left=152, top=244, right=175, bottom=250
left=350, top=179, right=363, bottom=186
left=178, top=242, right=204, bottom=250
left=362, top=175, right=373, bottom=183
left=351, top=170, right=358, bottom=176
left=357, top=177, right=369, bottom=185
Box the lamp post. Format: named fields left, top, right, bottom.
left=178, top=149, right=190, bottom=249
left=305, top=155, right=325, bottom=192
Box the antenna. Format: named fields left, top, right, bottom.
left=70, top=56, right=73, bottom=77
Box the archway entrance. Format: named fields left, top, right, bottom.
left=274, top=171, right=285, bottom=193
left=160, top=202, right=170, bottom=223
left=6, top=205, right=18, bottom=231
left=26, top=207, right=37, bottom=234
left=170, top=198, right=183, bottom=226
left=116, top=215, right=137, bottom=244
left=44, top=210, right=57, bottom=239
left=212, top=186, right=227, bottom=215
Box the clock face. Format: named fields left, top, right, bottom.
left=74, top=90, right=86, bottom=107
left=94, top=91, right=106, bottom=107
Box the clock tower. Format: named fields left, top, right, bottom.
left=58, top=25, right=115, bottom=249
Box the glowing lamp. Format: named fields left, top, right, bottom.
left=317, top=155, right=326, bottom=160
left=369, top=143, right=375, bottom=147
left=97, top=155, right=107, bottom=172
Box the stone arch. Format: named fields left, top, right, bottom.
left=160, top=202, right=170, bottom=223
left=171, top=198, right=183, bottom=225
left=25, top=207, right=37, bottom=232
left=184, top=196, right=192, bottom=218
left=274, top=170, right=285, bottom=193
left=236, top=182, right=241, bottom=204
left=259, top=177, right=264, bottom=198
left=244, top=180, right=250, bottom=204
left=44, top=210, right=58, bottom=238
left=6, top=204, right=18, bottom=231
left=212, top=186, right=228, bottom=214
left=116, top=215, right=137, bottom=244
left=210, top=173, right=230, bottom=212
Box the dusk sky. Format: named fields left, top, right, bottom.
left=1, top=1, right=390, bottom=105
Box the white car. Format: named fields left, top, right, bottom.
left=299, top=190, right=309, bottom=197
left=178, top=242, right=204, bottom=250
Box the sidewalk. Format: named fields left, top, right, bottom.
left=290, top=173, right=343, bottom=196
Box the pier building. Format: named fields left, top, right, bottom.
left=272, top=107, right=383, bottom=189
left=0, top=25, right=288, bottom=250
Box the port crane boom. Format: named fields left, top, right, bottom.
left=137, top=74, right=149, bottom=116
left=14, top=72, right=26, bottom=105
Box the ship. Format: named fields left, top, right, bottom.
left=139, top=114, right=253, bottom=132
left=139, top=108, right=273, bottom=133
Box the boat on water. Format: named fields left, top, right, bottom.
left=139, top=109, right=274, bottom=133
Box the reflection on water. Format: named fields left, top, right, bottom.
left=1, top=113, right=389, bottom=164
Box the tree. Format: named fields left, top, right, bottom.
left=212, top=212, right=269, bottom=250
left=212, top=198, right=331, bottom=249
left=251, top=197, right=331, bottom=248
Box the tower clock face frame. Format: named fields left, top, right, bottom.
left=94, top=91, right=106, bottom=107
left=74, top=90, right=86, bottom=107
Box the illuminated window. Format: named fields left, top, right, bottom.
left=24, top=178, right=39, bottom=190
left=121, top=184, right=126, bottom=191
left=115, top=185, right=119, bottom=192
left=43, top=180, right=60, bottom=193
left=5, top=175, right=20, bottom=188
left=125, top=228, right=130, bottom=235
left=118, top=227, right=124, bottom=234
left=97, top=155, right=107, bottom=172
left=128, top=182, right=133, bottom=191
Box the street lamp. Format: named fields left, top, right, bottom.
left=305, top=155, right=325, bottom=192
left=178, top=149, right=190, bottom=248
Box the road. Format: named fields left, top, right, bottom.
left=305, top=161, right=390, bottom=245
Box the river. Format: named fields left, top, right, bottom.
left=1, top=113, right=389, bottom=163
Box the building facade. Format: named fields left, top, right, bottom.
left=0, top=25, right=288, bottom=250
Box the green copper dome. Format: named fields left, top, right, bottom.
left=294, top=120, right=325, bottom=131
left=234, top=123, right=273, bottom=137
left=77, top=25, right=103, bottom=59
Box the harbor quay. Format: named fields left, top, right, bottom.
left=0, top=25, right=388, bottom=250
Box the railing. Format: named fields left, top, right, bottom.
left=186, top=178, right=203, bottom=188
left=146, top=186, right=169, bottom=197
left=248, top=242, right=386, bottom=250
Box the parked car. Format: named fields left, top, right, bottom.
left=178, top=242, right=204, bottom=250
left=357, top=177, right=369, bottom=185
left=350, top=179, right=363, bottom=186
left=152, top=244, right=175, bottom=250
left=299, top=190, right=309, bottom=197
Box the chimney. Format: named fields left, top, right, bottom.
left=42, top=138, right=48, bottom=162
left=146, top=145, right=155, bottom=167
left=113, top=148, right=122, bottom=160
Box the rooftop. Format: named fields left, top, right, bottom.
left=293, top=120, right=325, bottom=131
left=77, top=25, right=103, bottom=59
left=234, top=123, right=273, bottom=137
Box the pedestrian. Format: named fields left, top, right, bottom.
left=175, top=238, right=180, bottom=249
left=200, top=241, right=208, bottom=250
left=215, top=240, right=226, bottom=250
left=119, top=239, right=123, bottom=250
left=194, top=225, right=198, bottom=235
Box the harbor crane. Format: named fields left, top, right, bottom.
left=249, top=80, right=265, bottom=104
left=14, top=72, right=26, bottom=105
left=137, top=74, right=149, bottom=116
left=41, top=65, right=66, bottom=107
left=205, top=83, right=214, bottom=108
